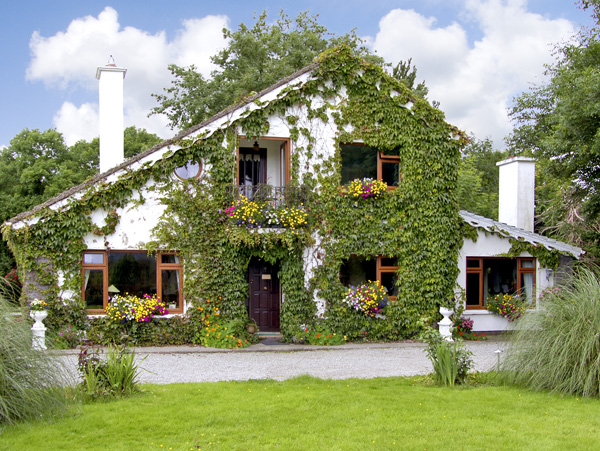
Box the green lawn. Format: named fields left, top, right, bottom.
left=2, top=376, right=599, bottom=450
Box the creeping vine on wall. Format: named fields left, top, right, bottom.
left=3, top=46, right=467, bottom=339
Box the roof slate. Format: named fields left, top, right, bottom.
left=460, top=210, right=584, bottom=257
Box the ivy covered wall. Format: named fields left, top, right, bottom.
left=3, top=46, right=466, bottom=340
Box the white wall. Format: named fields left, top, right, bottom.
left=457, top=230, right=553, bottom=331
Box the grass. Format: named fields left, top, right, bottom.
left=501, top=265, right=600, bottom=397
left=1, top=375, right=600, bottom=450
left=0, top=285, right=70, bottom=426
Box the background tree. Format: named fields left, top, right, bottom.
left=0, top=127, right=161, bottom=276
left=391, top=58, right=432, bottom=103
left=151, top=10, right=384, bottom=130
left=507, top=0, right=600, bottom=260
left=457, top=136, right=507, bottom=219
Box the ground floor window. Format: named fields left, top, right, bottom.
left=466, top=257, right=535, bottom=309
left=82, top=250, right=183, bottom=313
left=340, top=256, right=399, bottom=300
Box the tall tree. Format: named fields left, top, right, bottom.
left=507, top=0, right=600, bottom=259
left=151, top=10, right=383, bottom=130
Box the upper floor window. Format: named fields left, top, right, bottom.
left=466, top=257, right=536, bottom=309
left=340, top=144, right=400, bottom=188
left=82, top=251, right=183, bottom=313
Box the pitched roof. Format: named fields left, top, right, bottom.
left=460, top=210, right=584, bottom=257
left=6, top=62, right=319, bottom=225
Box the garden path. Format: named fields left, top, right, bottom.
left=55, top=339, right=507, bottom=384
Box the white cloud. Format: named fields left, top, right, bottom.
left=372, top=0, right=576, bottom=147
left=53, top=102, right=98, bottom=145
left=27, top=7, right=229, bottom=146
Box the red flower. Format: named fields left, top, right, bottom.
left=317, top=333, right=321, bottom=338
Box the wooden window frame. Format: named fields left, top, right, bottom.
left=341, top=144, right=401, bottom=190
left=82, top=250, right=184, bottom=314
left=340, top=255, right=399, bottom=301
left=377, top=151, right=401, bottom=190
left=82, top=251, right=108, bottom=314
left=377, top=256, right=399, bottom=301
left=465, top=257, right=536, bottom=310
left=157, top=252, right=184, bottom=312
left=236, top=137, right=291, bottom=186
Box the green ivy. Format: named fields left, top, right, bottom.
left=3, top=46, right=466, bottom=341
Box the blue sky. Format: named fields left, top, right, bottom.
left=0, top=1, right=594, bottom=149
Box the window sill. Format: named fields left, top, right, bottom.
left=463, top=309, right=493, bottom=315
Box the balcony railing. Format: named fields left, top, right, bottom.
left=226, top=184, right=306, bottom=207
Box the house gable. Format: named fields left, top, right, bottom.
left=3, top=46, right=468, bottom=339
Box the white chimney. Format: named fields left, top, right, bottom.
left=497, top=156, right=535, bottom=232
left=96, top=56, right=127, bottom=173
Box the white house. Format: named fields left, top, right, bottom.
left=3, top=47, right=582, bottom=339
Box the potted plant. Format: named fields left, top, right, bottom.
left=439, top=297, right=455, bottom=316
left=28, top=298, right=49, bottom=322
left=246, top=319, right=258, bottom=335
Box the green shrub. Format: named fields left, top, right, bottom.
left=44, top=297, right=88, bottom=338
left=501, top=265, right=600, bottom=397
left=423, top=329, right=473, bottom=386
left=77, top=345, right=142, bottom=401
left=49, top=325, right=85, bottom=349
left=87, top=314, right=201, bottom=346
left=0, top=284, right=70, bottom=425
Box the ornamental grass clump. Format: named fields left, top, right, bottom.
left=501, top=266, right=600, bottom=398
left=77, top=345, right=142, bottom=401
left=342, top=280, right=389, bottom=318
left=0, top=285, right=70, bottom=426
left=423, top=330, right=473, bottom=387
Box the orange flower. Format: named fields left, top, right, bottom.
left=215, top=312, right=220, bottom=316
left=218, top=296, right=222, bottom=300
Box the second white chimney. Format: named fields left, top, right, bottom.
left=497, top=156, right=535, bottom=232
left=96, top=57, right=127, bottom=173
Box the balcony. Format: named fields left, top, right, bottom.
left=226, top=184, right=306, bottom=207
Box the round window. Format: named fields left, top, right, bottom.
left=174, top=160, right=202, bottom=180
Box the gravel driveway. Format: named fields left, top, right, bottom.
left=56, top=339, right=508, bottom=385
